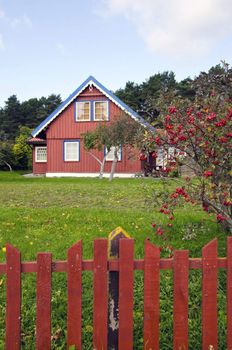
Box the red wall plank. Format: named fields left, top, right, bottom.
left=118, top=239, right=134, bottom=350
left=6, top=244, right=21, bottom=350
left=46, top=138, right=141, bottom=174
left=143, top=240, right=160, bottom=350
left=93, top=239, right=108, bottom=350
left=67, top=241, right=82, bottom=349
left=32, top=148, right=47, bottom=174
left=202, top=239, right=218, bottom=350
left=36, top=253, right=52, bottom=350
left=173, top=250, right=189, bottom=350
left=227, top=237, right=232, bottom=349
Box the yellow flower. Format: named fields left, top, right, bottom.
left=2, top=247, right=6, bottom=253
left=85, top=325, right=93, bottom=333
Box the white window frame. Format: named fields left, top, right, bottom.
left=64, top=141, right=80, bottom=162
left=156, top=148, right=167, bottom=168
left=105, top=146, right=122, bottom=162
left=35, top=146, right=47, bottom=163
left=75, top=101, right=91, bottom=122
left=93, top=101, right=109, bottom=121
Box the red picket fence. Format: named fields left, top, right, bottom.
left=0, top=230, right=232, bottom=350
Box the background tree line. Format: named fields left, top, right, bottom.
left=0, top=61, right=231, bottom=170
left=0, top=94, right=62, bottom=170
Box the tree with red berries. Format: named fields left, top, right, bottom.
left=144, top=63, right=232, bottom=232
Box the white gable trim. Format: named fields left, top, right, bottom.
left=32, top=76, right=151, bottom=137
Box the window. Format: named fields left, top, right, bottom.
left=94, top=101, right=109, bottom=121
left=64, top=141, right=80, bottom=161
left=35, top=146, right=47, bottom=162
left=155, top=148, right=169, bottom=168
left=105, top=146, right=122, bottom=161
left=76, top=102, right=90, bottom=121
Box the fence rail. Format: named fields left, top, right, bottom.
left=0, top=227, right=232, bottom=350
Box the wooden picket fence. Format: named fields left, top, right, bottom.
left=0, top=227, right=232, bottom=350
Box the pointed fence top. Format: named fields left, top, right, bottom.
left=108, top=227, right=131, bottom=259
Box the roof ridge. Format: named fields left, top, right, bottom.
left=32, top=76, right=151, bottom=137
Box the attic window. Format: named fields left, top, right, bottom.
left=94, top=101, right=109, bottom=121
left=76, top=102, right=90, bottom=121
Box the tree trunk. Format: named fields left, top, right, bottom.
left=87, top=151, right=105, bottom=179
left=99, top=156, right=107, bottom=179
left=4, top=161, right=12, bottom=172
left=109, top=149, right=118, bottom=182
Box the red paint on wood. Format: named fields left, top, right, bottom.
left=227, top=237, right=232, bottom=349
left=36, top=253, right=52, bottom=350
left=202, top=239, right=218, bottom=350
left=173, top=250, right=189, bottom=350
left=6, top=244, right=21, bottom=350
left=32, top=148, right=47, bottom=174
left=93, top=239, right=108, bottom=350
left=67, top=241, right=82, bottom=349
left=46, top=138, right=141, bottom=174
left=118, top=239, right=134, bottom=350
left=143, top=240, right=160, bottom=350
left=44, top=88, right=142, bottom=175
left=0, top=257, right=229, bottom=275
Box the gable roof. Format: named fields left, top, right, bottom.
left=32, top=75, right=152, bottom=137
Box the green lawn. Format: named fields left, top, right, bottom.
left=0, top=171, right=228, bottom=349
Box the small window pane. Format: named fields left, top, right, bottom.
left=94, top=102, right=108, bottom=121
left=105, top=146, right=121, bottom=161
left=76, top=102, right=90, bottom=121
left=156, top=148, right=167, bottom=167
left=64, top=142, right=79, bottom=161
left=36, top=147, right=47, bottom=162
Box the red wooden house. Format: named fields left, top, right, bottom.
left=29, top=76, right=150, bottom=177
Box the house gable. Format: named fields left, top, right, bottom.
left=32, top=76, right=150, bottom=137
left=46, top=88, right=119, bottom=139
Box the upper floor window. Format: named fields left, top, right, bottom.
left=35, top=146, right=47, bottom=162
left=76, top=101, right=90, bottom=121
left=94, top=101, right=109, bottom=121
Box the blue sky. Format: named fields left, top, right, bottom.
left=0, top=0, right=231, bottom=107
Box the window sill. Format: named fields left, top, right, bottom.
left=64, top=160, right=80, bottom=162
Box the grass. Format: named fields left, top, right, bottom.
left=0, top=171, right=229, bottom=349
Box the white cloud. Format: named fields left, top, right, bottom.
left=98, top=0, right=232, bottom=56
left=56, top=43, right=65, bottom=51
left=0, top=6, right=32, bottom=29
left=56, top=43, right=66, bottom=55
left=10, top=15, right=32, bottom=28
left=0, top=6, right=32, bottom=51
left=0, top=34, right=5, bottom=50
left=0, top=8, right=5, bottom=19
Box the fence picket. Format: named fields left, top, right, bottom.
left=67, top=241, right=82, bottom=349
left=173, top=250, right=189, bottom=350
left=6, top=244, right=21, bottom=350
left=2, top=232, right=232, bottom=349
left=143, top=240, right=160, bottom=350
left=93, top=239, right=108, bottom=350
left=202, top=239, right=218, bottom=350
left=227, top=237, right=232, bottom=349
left=36, top=253, right=52, bottom=350
left=118, top=239, right=134, bottom=350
